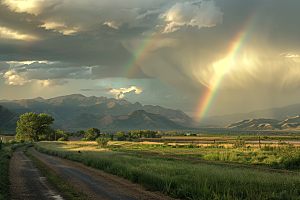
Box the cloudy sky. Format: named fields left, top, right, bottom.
left=0, top=0, right=300, bottom=122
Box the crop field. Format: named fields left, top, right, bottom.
left=35, top=141, right=300, bottom=199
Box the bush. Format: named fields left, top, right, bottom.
left=96, top=137, right=109, bottom=146
left=9, top=139, right=24, bottom=144
left=117, top=132, right=126, bottom=141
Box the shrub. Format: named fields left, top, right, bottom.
left=117, top=132, right=126, bottom=141
left=233, top=139, right=245, bottom=148
left=9, top=139, right=18, bottom=144
left=96, top=137, right=109, bottom=146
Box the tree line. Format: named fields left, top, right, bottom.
left=10, top=112, right=195, bottom=144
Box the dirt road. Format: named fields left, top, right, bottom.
left=27, top=147, right=175, bottom=200
left=9, top=147, right=64, bottom=200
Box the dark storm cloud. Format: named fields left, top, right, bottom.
left=1, top=0, right=300, bottom=117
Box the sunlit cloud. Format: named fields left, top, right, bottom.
left=1, top=0, right=60, bottom=16
left=0, top=27, right=36, bottom=40
left=103, top=21, right=120, bottom=29
left=109, top=86, right=143, bottom=99
left=7, top=61, right=54, bottom=66
left=280, top=52, right=299, bottom=58
left=160, top=1, right=223, bottom=33
left=3, top=69, right=30, bottom=85
left=39, top=22, right=79, bottom=35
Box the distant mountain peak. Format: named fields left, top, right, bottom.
left=33, top=97, right=44, bottom=102
left=129, top=109, right=148, bottom=116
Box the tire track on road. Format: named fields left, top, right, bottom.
left=10, top=147, right=64, bottom=200
left=28, top=147, right=175, bottom=200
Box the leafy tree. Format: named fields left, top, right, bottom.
left=117, top=131, right=126, bottom=141
left=76, top=130, right=85, bottom=136
left=141, top=130, right=157, bottom=138
left=56, top=129, right=70, bottom=141
left=84, top=128, right=100, bottom=141
left=16, top=113, right=54, bottom=142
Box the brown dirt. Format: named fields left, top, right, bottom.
left=9, top=147, right=64, bottom=200
left=28, top=147, right=177, bottom=200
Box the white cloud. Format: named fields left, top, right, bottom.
left=1, top=0, right=61, bottom=16
left=3, top=69, right=30, bottom=85
left=2, top=62, right=94, bottom=86
left=0, top=27, right=36, bottom=40
left=103, top=21, right=120, bottom=29
left=160, top=1, right=223, bottom=33
left=39, top=22, right=79, bottom=35
left=109, top=86, right=143, bottom=99
left=280, top=52, right=299, bottom=58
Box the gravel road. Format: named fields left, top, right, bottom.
left=9, top=147, right=64, bottom=200
left=27, top=147, right=175, bottom=200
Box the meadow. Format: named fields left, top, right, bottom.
left=35, top=141, right=300, bottom=199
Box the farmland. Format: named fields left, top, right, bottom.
left=34, top=138, right=300, bottom=199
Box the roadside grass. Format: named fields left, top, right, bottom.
left=0, top=143, right=12, bottom=200
left=36, top=142, right=300, bottom=200
left=0, top=142, right=27, bottom=200
left=24, top=145, right=91, bottom=200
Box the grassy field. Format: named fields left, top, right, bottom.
left=107, top=142, right=299, bottom=168
left=35, top=141, right=300, bottom=199
left=0, top=143, right=12, bottom=200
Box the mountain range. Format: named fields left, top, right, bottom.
left=226, top=116, right=300, bottom=130
left=62, top=110, right=184, bottom=132
left=2, top=94, right=300, bottom=132
left=203, top=103, right=300, bottom=126
left=0, top=94, right=194, bottom=127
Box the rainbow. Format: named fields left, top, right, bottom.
left=122, top=32, right=162, bottom=79
left=195, top=12, right=259, bottom=125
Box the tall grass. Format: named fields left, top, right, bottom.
left=36, top=142, right=300, bottom=200
left=0, top=143, right=12, bottom=200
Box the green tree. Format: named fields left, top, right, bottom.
left=76, top=130, right=85, bottom=136
left=84, top=128, right=100, bottom=141
left=117, top=131, right=126, bottom=141
left=16, top=113, right=54, bottom=142
left=56, top=129, right=70, bottom=141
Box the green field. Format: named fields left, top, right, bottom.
left=35, top=141, right=300, bottom=199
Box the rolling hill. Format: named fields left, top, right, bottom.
left=61, top=110, right=185, bottom=132
left=0, top=105, right=19, bottom=130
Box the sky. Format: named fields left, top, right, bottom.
left=0, top=0, right=300, bottom=123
